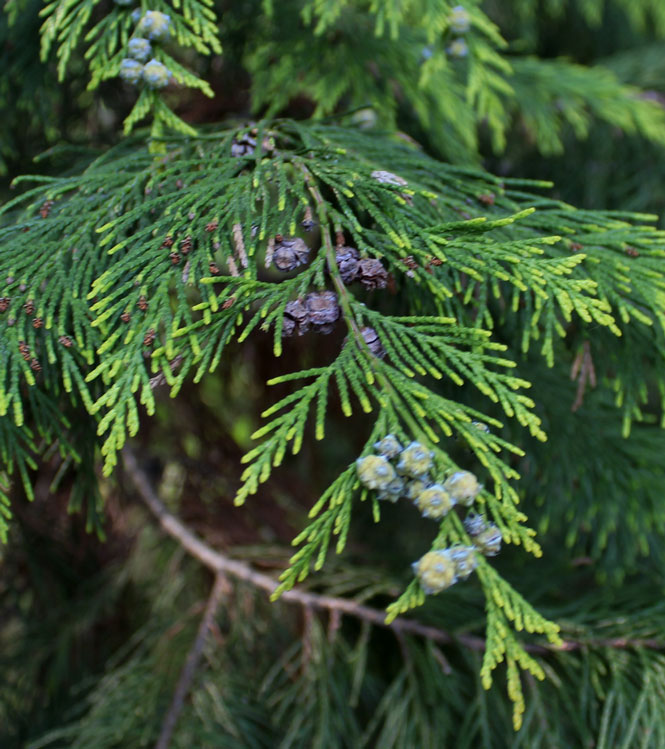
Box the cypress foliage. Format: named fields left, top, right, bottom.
left=3, top=0, right=665, bottom=745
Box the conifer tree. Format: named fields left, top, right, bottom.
left=2, top=1, right=665, bottom=746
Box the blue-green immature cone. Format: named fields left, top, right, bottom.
left=413, top=484, right=454, bottom=519
left=396, top=441, right=433, bottom=478
left=377, top=477, right=405, bottom=502
left=413, top=550, right=457, bottom=594
left=137, top=10, right=171, bottom=41
left=404, top=477, right=430, bottom=501
left=373, top=434, right=402, bottom=460
left=143, top=59, right=171, bottom=89
left=128, top=38, right=152, bottom=63
left=447, top=39, right=469, bottom=58
left=443, top=470, right=481, bottom=507
left=449, top=5, right=471, bottom=34
left=356, top=455, right=396, bottom=491
left=474, top=525, right=502, bottom=556
left=119, top=58, right=143, bottom=85
left=463, top=513, right=487, bottom=537
left=449, top=546, right=478, bottom=579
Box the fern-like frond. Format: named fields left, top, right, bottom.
left=4, top=120, right=665, bottom=720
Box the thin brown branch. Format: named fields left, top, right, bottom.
left=122, top=448, right=665, bottom=657
left=155, top=573, right=227, bottom=749
left=149, top=355, right=184, bottom=390
left=570, top=340, right=596, bottom=412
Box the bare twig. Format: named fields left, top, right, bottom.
left=122, top=448, right=665, bottom=656
left=149, top=355, right=184, bottom=390
left=155, top=573, right=227, bottom=749
left=570, top=340, right=596, bottom=412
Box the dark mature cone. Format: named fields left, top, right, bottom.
left=334, top=245, right=360, bottom=284
left=305, top=291, right=340, bottom=334
left=273, top=237, right=310, bottom=272
left=231, top=134, right=257, bottom=157
left=358, top=258, right=388, bottom=290
left=361, top=326, right=386, bottom=358
left=283, top=298, right=309, bottom=336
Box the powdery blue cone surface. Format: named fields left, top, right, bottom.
left=443, top=470, right=481, bottom=507
left=137, top=10, right=171, bottom=41
left=119, top=58, right=143, bottom=85
left=143, top=59, right=171, bottom=89
left=413, top=484, right=454, bottom=519
left=449, top=546, right=478, bottom=579
left=449, top=6, right=471, bottom=34
left=413, top=550, right=457, bottom=594
left=396, top=441, right=433, bottom=478
left=356, top=455, right=397, bottom=491
left=128, top=38, right=152, bottom=62
left=373, top=434, right=402, bottom=460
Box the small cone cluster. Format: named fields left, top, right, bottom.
left=356, top=434, right=503, bottom=595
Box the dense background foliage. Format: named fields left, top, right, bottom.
left=3, top=1, right=665, bottom=746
